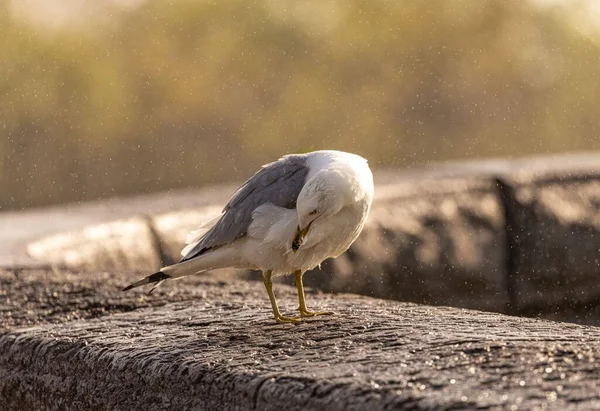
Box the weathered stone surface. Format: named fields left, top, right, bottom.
left=0, top=268, right=209, bottom=331
left=26, top=217, right=162, bottom=272
left=310, top=178, right=507, bottom=313
left=499, top=169, right=600, bottom=317
left=1, top=268, right=600, bottom=411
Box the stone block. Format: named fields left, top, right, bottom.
left=499, top=169, right=600, bottom=314
left=311, top=178, right=508, bottom=312
left=26, top=217, right=161, bottom=272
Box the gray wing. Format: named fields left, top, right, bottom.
left=180, top=154, right=309, bottom=262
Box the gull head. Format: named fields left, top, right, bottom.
left=292, top=169, right=349, bottom=252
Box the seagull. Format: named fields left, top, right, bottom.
left=123, top=150, right=374, bottom=323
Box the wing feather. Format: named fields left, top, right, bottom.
left=180, top=154, right=309, bottom=261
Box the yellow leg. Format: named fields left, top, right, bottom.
left=263, top=270, right=301, bottom=323
left=294, top=270, right=333, bottom=318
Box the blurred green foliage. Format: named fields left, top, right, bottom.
left=1, top=0, right=599, bottom=210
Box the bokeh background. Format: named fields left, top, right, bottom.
left=2, top=0, right=600, bottom=211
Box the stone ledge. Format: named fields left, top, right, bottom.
left=1, top=268, right=600, bottom=410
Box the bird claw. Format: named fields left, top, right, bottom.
left=299, top=309, right=334, bottom=318
left=275, top=314, right=302, bottom=323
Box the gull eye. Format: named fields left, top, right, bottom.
left=309, top=209, right=318, bottom=216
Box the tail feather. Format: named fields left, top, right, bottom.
left=122, top=271, right=171, bottom=291
left=123, top=243, right=239, bottom=292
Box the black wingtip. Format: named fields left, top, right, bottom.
left=122, top=271, right=171, bottom=292
left=148, top=271, right=171, bottom=282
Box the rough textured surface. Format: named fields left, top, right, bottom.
left=0, top=268, right=212, bottom=331
left=499, top=171, right=600, bottom=318
left=1, top=268, right=600, bottom=411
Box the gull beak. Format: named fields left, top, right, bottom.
left=292, top=222, right=312, bottom=253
